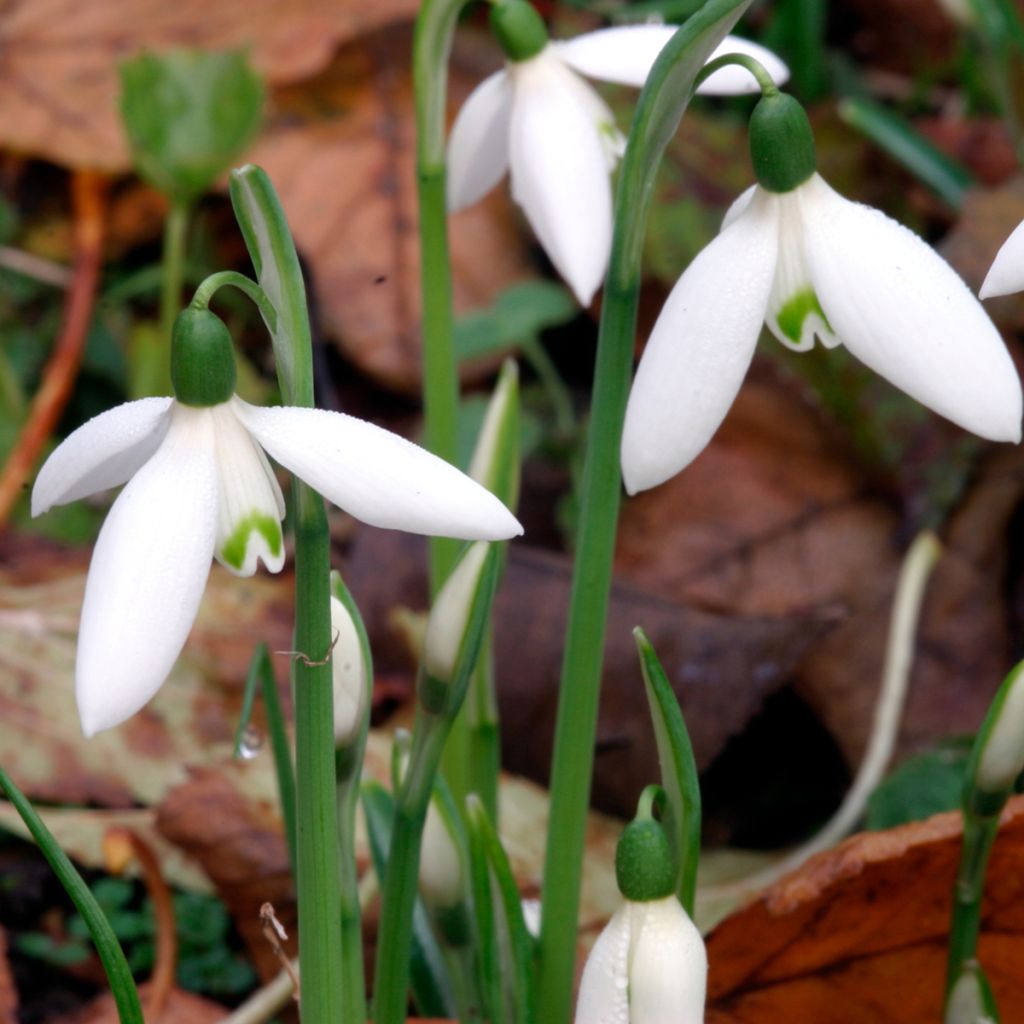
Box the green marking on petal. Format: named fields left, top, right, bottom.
left=776, top=288, right=832, bottom=345
left=221, top=512, right=283, bottom=570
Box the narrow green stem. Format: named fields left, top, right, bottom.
left=466, top=628, right=500, bottom=823
left=946, top=810, right=1001, bottom=995
left=372, top=716, right=450, bottom=1024
left=413, top=0, right=466, bottom=594
left=693, top=51, right=777, bottom=94
left=159, top=199, right=190, bottom=368
left=520, top=337, right=576, bottom=441
left=191, top=270, right=279, bottom=331
left=337, top=769, right=367, bottom=1024
left=292, top=482, right=343, bottom=1024
left=534, top=6, right=755, bottom=1022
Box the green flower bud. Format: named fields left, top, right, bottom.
left=490, top=0, right=548, bottom=62
left=748, top=91, right=817, bottom=194
left=171, top=307, right=237, bottom=407
left=615, top=818, right=675, bottom=903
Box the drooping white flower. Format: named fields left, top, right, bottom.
left=33, top=316, right=521, bottom=736
left=981, top=217, right=1024, bottom=300
left=448, top=5, right=789, bottom=306
left=621, top=92, right=1022, bottom=494
left=575, top=895, right=707, bottom=1024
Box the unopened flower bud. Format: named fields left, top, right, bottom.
left=469, top=359, right=520, bottom=510
left=331, top=595, right=368, bottom=748
left=419, top=798, right=465, bottom=911
left=423, top=541, right=493, bottom=697
left=973, top=660, right=1024, bottom=798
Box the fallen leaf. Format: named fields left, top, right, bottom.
left=248, top=24, right=535, bottom=392
left=57, top=982, right=226, bottom=1024
left=0, top=0, right=419, bottom=170
left=705, top=797, right=1024, bottom=1021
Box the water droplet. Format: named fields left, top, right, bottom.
left=238, top=724, right=263, bottom=760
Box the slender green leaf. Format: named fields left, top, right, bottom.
left=839, top=97, right=973, bottom=209
left=361, top=781, right=457, bottom=1019
left=634, top=628, right=701, bottom=916
left=0, top=765, right=144, bottom=1024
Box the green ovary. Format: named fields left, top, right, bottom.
left=776, top=288, right=832, bottom=345
left=220, top=512, right=282, bottom=570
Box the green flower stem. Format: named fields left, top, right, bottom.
left=414, top=0, right=466, bottom=594
left=466, top=629, right=500, bottom=823
left=190, top=270, right=279, bottom=331
left=261, top=646, right=298, bottom=876
left=372, top=714, right=451, bottom=1024
left=291, top=482, right=344, bottom=1024
left=520, top=336, right=576, bottom=441
left=337, top=768, right=367, bottom=1024
left=229, top=165, right=343, bottom=1024
left=156, top=198, right=190, bottom=392
left=0, top=765, right=144, bottom=1024
left=534, top=5, right=755, bottom=1022
left=946, top=809, right=1001, bottom=995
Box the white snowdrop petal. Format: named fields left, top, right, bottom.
left=764, top=189, right=839, bottom=352
left=697, top=35, right=790, bottom=95
left=75, top=406, right=218, bottom=736
left=981, top=217, right=1024, bottom=300
left=621, top=189, right=779, bottom=492
left=508, top=52, right=612, bottom=305
left=721, top=184, right=757, bottom=231
left=801, top=175, right=1023, bottom=442
left=208, top=401, right=286, bottom=577
left=556, top=24, right=677, bottom=88
left=574, top=905, right=631, bottom=1024
left=447, top=71, right=513, bottom=211
left=233, top=402, right=523, bottom=541
left=627, top=897, right=708, bottom=1024
left=31, top=397, right=174, bottom=516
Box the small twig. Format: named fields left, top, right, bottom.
left=275, top=629, right=340, bottom=668
left=0, top=170, right=107, bottom=526
left=0, top=245, right=73, bottom=288
left=103, top=827, right=176, bottom=1019
left=216, top=960, right=300, bottom=1024
left=259, top=903, right=300, bottom=1001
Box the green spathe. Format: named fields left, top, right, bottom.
left=749, top=91, right=817, bottom=193
left=220, top=512, right=283, bottom=571
left=615, top=818, right=676, bottom=902
left=171, top=308, right=237, bottom=406
left=490, top=0, right=548, bottom=62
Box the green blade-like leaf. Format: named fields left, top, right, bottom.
left=120, top=50, right=264, bottom=204
left=229, top=165, right=314, bottom=407
left=634, top=628, right=701, bottom=915
left=0, top=766, right=144, bottom=1024
left=466, top=795, right=536, bottom=1024
left=361, top=781, right=456, bottom=1019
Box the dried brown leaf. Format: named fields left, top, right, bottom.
left=0, top=0, right=418, bottom=169
left=706, top=797, right=1024, bottom=1022
left=249, top=25, right=535, bottom=392
left=56, top=982, right=226, bottom=1024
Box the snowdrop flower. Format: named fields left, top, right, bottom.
left=32, top=308, right=522, bottom=736
left=622, top=89, right=1023, bottom=493
left=981, top=217, right=1024, bottom=300
left=576, top=812, right=706, bottom=1024
left=447, top=0, right=789, bottom=305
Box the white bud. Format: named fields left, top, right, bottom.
left=935, top=0, right=977, bottom=28
left=423, top=541, right=491, bottom=683
left=418, top=799, right=464, bottom=909
left=945, top=966, right=996, bottom=1024
left=976, top=662, right=1024, bottom=794
left=469, top=360, right=519, bottom=500
left=575, top=896, right=706, bottom=1024
left=330, top=596, right=368, bottom=748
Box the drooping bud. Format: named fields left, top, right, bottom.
left=170, top=307, right=237, bottom=407
left=968, top=660, right=1024, bottom=814
left=748, top=91, right=817, bottom=194
left=421, top=542, right=495, bottom=716
left=490, top=0, right=549, bottom=63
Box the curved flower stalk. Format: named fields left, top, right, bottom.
left=621, top=89, right=1023, bottom=493
left=981, top=216, right=1024, bottom=299
left=448, top=1, right=788, bottom=305
left=32, top=309, right=522, bottom=737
